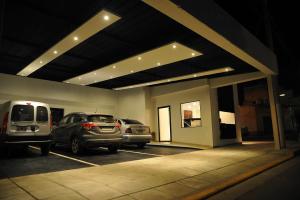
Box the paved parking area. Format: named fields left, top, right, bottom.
left=0, top=145, right=197, bottom=179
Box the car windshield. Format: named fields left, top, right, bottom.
left=122, top=119, right=143, bottom=125
left=11, top=105, right=34, bottom=122
left=87, top=115, right=114, bottom=123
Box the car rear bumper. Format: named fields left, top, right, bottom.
left=0, top=135, right=52, bottom=145
left=122, top=134, right=152, bottom=143
left=81, top=137, right=123, bottom=148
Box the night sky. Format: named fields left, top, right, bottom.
left=214, top=0, right=299, bottom=95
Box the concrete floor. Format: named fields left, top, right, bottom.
left=208, top=153, right=300, bottom=200
left=0, top=145, right=196, bottom=178
left=0, top=142, right=297, bottom=200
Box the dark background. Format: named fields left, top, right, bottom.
left=214, top=0, right=299, bottom=95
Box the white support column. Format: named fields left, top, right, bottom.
left=209, top=87, right=221, bottom=147
left=267, top=75, right=285, bottom=149
left=233, top=85, right=242, bottom=143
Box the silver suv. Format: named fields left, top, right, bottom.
left=52, top=113, right=122, bottom=154
left=0, top=100, right=52, bottom=155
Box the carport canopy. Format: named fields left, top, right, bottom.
left=0, top=0, right=277, bottom=90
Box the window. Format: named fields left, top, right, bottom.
left=181, top=101, right=201, bottom=128
left=50, top=108, right=64, bottom=126
left=122, top=119, right=143, bottom=125
left=70, top=115, right=84, bottom=123
left=37, top=106, right=48, bottom=122
left=87, top=115, right=114, bottom=123
left=60, top=115, right=70, bottom=125
left=11, top=105, right=34, bottom=122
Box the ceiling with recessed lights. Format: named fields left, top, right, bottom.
left=0, top=0, right=256, bottom=89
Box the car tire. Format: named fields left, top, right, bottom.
left=41, top=144, right=50, bottom=156
left=108, top=145, right=118, bottom=153
left=137, top=143, right=146, bottom=148
left=71, top=137, right=84, bottom=155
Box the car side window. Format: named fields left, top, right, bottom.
left=60, top=115, right=70, bottom=125
left=72, top=115, right=83, bottom=123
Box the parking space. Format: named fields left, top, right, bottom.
left=0, top=145, right=197, bottom=179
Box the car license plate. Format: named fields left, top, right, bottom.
left=17, top=126, right=27, bottom=131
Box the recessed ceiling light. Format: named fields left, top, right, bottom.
left=193, top=74, right=197, bottom=77
left=53, top=50, right=58, bottom=54
left=157, top=62, right=161, bottom=66
left=279, top=93, right=286, bottom=97
left=73, top=36, right=79, bottom=41
left=110, top=75, right=114, bottom=78
left=39, top=61, right=43, bottom=64
left=93, top=72, right=97, bottom=75
left=78, top=77, right=82, bottom=80
left=112, top=65, right=116, bottom=69
left=191, top=52, right=195, bottom=56
left=103, top=15, right=110, bottom=21
left=94, top=80, right=97, bottom=83
left=138, top=56, right=142, bottom=60
left=172, top=44, right=177, bottom=49
left=66, top=81, right=70, bottom=83
left=130, top=70, right=134, bottom=73
left=167, top=79, right=171, bottom=82
left=225, top=68, right=229, bottom=72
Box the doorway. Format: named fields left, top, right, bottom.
left=158, top=106, right=172, bottom=142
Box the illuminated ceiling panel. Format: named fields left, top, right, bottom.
left=17, top=10, right=121, bottom=76
left=64, top=42, right=202, bottom=85
left=114, top=67, right=234, bottom=90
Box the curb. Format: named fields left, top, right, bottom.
left=147, top=143, right=204, bottom=150
left=182, top=149, right=298, bottom=200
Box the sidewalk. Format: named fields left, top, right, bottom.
left=0, top=141, right=299, bottom=200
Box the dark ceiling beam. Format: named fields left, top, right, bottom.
left=1, top=52, right=28, bottom=61
left=101, top=31, right=138, bottom=49
left=3, top=36, right=45, bottom=49
left=18, top=1, right=76, bottom=25
left=138, top=71, right=165, bottom=79
left=3, top=36, right=99, bottom=64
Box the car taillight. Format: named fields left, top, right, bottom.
left=125, top=128, right=132, bottom=133
left=1, top=112, right=9, bottom=134
left=81, top=122, right=96, bottom=130
left=115, top=122, right=121, bottom=129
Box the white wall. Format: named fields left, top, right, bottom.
left=0, top=73, right=240, bottom=148
left=150, top=79, right=215, bottom=147
left=116, top=87, right=149, bottom=124
left=0, top=73, right=117, bottom=115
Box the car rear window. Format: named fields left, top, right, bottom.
left=122, top=119, right=143, bottom=125
left=37, top=106, right=48, bottom=122
left=87, top=115, right=114, bottom=123
left=11, top=105, right=34, bottom=122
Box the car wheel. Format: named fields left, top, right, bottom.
left=71, top=137, right=83, bottom=155
left=108, top=145, right=118, bottom=153
left=137, top=143, right=146, bottom=148
left=41, top=144, right=50, bottom=156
